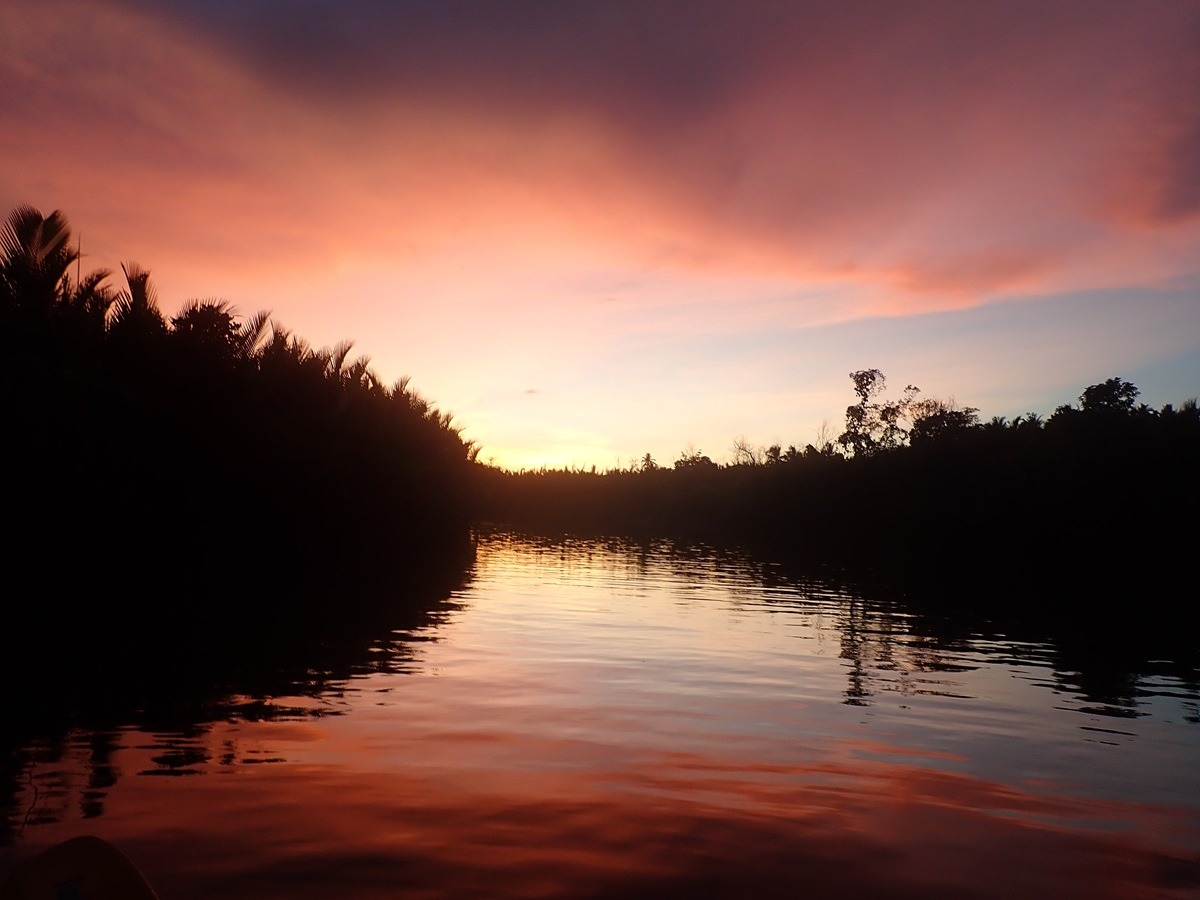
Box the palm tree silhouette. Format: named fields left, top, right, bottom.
left=0, top=205, right=77, bottom=311
left=108, top=262, right=166, bottom=342
left=169, top=299, right=272, bottom=367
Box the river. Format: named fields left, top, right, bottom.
left=3, top=530, right=1198, bottom=898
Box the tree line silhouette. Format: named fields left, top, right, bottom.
left=4, top=204, right=1197, bottom=607
left=0, top=205, right=479, bottom=612
left=475, top=371, right=1199, bottom=602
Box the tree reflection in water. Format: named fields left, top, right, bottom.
left=2, top=531, right=1197, bottom=899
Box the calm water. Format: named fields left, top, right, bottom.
left=3, top=531, right=1199, bottom=898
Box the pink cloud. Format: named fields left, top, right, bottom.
left=2, top=0, right=1197, bottom=323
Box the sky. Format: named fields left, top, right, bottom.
left=3, top=0, right=1198, bottom=470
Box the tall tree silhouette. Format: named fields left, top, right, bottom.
left=837, top=369, right=920, bottom=456
left=0, top=205, right=77, bottom=311
left=1079, top=377, right=1139, bottom=414
left=108, top=263, right=167, bottom=345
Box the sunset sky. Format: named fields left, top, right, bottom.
left=3, top=0, right=1198, bottom=470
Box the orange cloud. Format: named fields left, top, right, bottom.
left=6, top=0, right=1197, bottom=312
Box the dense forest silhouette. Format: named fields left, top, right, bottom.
left=4, top=203, right=1198, bottom=611
left=1, top=206, right=478, bottom=611
left=474, top=374, right=1198, bottom=611
left=475, top=366, right=1199, bottom=603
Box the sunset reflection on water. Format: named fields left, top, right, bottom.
left=3, top=532, right=1198, bottom=898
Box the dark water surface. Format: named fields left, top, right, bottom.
left=3, top=531, right=1198, bottom=898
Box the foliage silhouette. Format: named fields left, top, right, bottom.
left=837, top=368, right=922, bottom=457
left=4, top=203, right=1196, bottom=613
left=0, top=205, right=478, bottom=613
left=1079, top=376, right=1139, bottom=413
left=0, top=206, right=77, bottom=311
left=476, top=369, right=1199, bottom=605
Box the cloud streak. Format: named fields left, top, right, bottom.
left=89, top=0, right=1199, bottom=296
left=7, top=2, right=1198, bottom=296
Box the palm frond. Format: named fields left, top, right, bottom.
left=0, top=205, right=72, bottom=266
left=326, top=340, right=354, bottom=377
left=1, top=206, right=79, bottom=306
left=110, top=262, right=166, bottom=333
left=71, top=271, right=117, bottom=321
left=119, top=262, right=161, bottom=313
left=237, top=309, right=273, bottom=359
